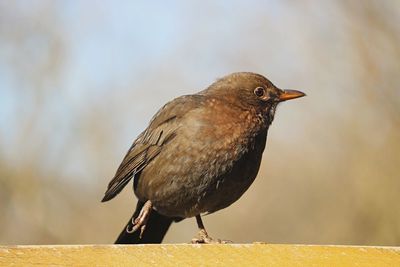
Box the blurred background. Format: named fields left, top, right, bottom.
left=0, top=1, right=399, bottom=246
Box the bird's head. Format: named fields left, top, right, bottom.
left=203, top=72, right=305, bottom=124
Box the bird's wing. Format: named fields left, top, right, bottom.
left=102, top=94, right=205, bottom=202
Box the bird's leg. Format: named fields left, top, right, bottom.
left=191, top=215, right=231, bottom=244
left=126, top=200, right=152, bottom=238
left=191, top=215, right=212, bottom=243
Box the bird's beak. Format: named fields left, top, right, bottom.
left=279, top=89, right=306, bottom=102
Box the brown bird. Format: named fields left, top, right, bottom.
left=102, top=72, right=305, bottom=244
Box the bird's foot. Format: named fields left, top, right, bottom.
left=126, top=200, right=152, bottom=238
left=191, top=229, right=232, bottom=244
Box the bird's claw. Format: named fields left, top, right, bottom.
left=126, top=200, right=152, bottom=238
left=190, top=229, right=232, bottom=244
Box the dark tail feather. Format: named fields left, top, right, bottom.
left=115, top=201, right=174, bottom=244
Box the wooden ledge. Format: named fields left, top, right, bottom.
left=1, top=244, right=399, bottom=266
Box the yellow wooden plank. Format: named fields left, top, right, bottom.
left=0, top=244, right=399, bottom=267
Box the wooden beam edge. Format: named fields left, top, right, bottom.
left=1, top=244, right=399, bottom=267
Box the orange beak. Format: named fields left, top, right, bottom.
left=279, top=89, right=306, bottom=102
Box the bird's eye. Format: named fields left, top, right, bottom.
left=254, top=87, right=265, bottom=98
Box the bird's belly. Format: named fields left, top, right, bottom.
left=193, top=154, right=262, bottom=217
left=136, top=132, right=266, bottom=218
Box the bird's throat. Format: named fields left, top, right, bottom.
left=264, top=103, right=278, bottom=125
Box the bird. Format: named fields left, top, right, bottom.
left=102, top=72, right=305, bottom=244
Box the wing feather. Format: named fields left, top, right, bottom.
left=101, top=94, right=205, bottom=202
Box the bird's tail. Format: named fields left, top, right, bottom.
left=115, top=201, right=174, bottom=244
